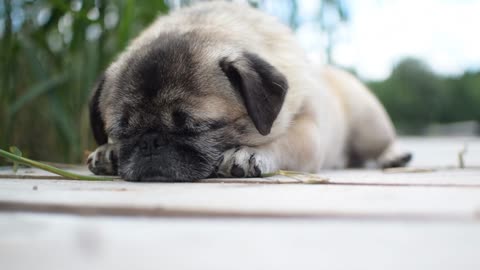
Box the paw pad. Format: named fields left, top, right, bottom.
left=230, top=164, right=245, bottom=177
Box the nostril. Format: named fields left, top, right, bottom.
left=153, top=138, right=160, bottom=149
left=138, top=133, right=164, bottom=154
left=140, top=141, right=149, bottom=151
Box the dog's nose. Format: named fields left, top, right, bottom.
left=138, top=133, right=161, bottom=155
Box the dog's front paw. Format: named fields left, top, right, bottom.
left=87, top=144, right=118, bottom=175
left=216, top=146, right=277, bottom=178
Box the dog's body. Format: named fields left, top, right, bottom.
left=87, top=2, right=411, bottom=181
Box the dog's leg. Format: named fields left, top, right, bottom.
left=346, top=92, right=413, bottom=168
left=322, top=66, right=412, bottom=168
left=377, top=143, right=412, bottom=168
left=87, top=144, right=119, bottom=175
left=216, top=115, right=325, bottom=177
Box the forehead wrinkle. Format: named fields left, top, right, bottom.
left=116, top=32, right=203, bottom=103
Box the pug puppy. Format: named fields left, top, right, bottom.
left=87, top=2, right=411, bottom=181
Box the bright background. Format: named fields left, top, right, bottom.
left=294, top=0, right=480, bottom=80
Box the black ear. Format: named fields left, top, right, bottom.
left=89, top=74, right=108, bottom=145
left=220, top=52, right=288, bottom=135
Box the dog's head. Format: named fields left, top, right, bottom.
left=89, top=32, right=288, bottom=181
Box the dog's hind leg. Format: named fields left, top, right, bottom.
left=345, top=86, right=412, bottom=168
left=344, top=85, right=412, bottom=168
left=321, top=66, right=412, bottom=168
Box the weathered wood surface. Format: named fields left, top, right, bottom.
left=0, top=137, right=479, bottom=270
left=1, top=214, right=479, bottom=270
left=0, top=171, right=479, bottom=220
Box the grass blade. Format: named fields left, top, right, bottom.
left=262, top=170, right=329, bottom=184
left=0, top=148, right=115, bottom=181
left=8, top=146, right=22, bottom=173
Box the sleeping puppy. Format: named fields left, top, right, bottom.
left=87, top=2, right=411, bottom=181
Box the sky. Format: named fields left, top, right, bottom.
left=3, top=0, right=478, bottom=81
left=293, top=0, right=480, bottom=80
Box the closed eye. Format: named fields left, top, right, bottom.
left=207, top=120, right=228, bottom=130
left=172, top=120, right=228, bottom=136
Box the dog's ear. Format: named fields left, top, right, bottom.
left=89, top=74, right=108, bottom=145
left=220, top=52, right=288, bottom=136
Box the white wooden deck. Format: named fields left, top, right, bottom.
left=0, top=137, right=479, bottom=270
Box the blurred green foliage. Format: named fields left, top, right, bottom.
left=368, top=58, right=480, bottom=134
left=0, top=0, right=169, bottom=163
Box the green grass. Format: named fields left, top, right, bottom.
left=0, top=0, right=169, bottom=164
left=0, top=147, right=116, bottom=180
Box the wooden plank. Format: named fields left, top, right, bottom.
left=0, top=177, right=479, bottom=220
left=1, top=213, right=479, bottom=270
left=0, top=137, right=478, bottom=270
left=1, top=166, right=479, bottom=186
left=320, top=168, right=480, bottom=187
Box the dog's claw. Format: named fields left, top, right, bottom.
left=216, top=146, right=276, bottom=178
